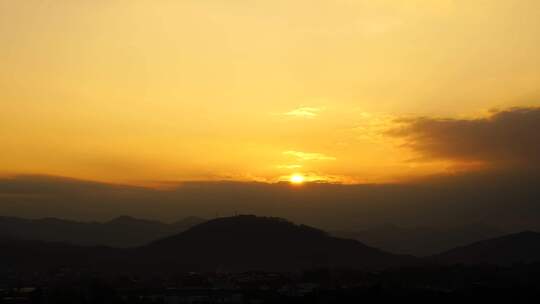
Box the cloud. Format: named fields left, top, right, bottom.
left=284, top=107, right=323, bottom=118
left=283, top=150, right=336, bottom=161
left=1, top=173, right=540, bottom=232
left=388, top=107, right=540, bottom=169
left=276, top=164, right=303, bottom=169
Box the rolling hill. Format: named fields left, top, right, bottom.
left=432, top=231, right=540, bottom=265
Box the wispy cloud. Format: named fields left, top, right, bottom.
left=276, top=164, right=303, bottom=169
left=283, top=151, right=336, bottom=161
left=284, top=107, right=323, bottom=118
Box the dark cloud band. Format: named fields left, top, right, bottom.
left=389, top=107, right=540, bottom=168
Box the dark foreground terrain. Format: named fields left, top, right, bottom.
left=2, top=215, right=540, bottom=302
left=3, top=264, right=540, bottom=303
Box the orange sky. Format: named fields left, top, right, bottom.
left=1, top=0, right=540, bottom=185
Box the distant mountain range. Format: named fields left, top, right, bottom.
left=1, top=215, right=539, bottom=274
left=0, top=215, right=418, bottom=273
left=333, top=223, right=504, bottom=256
left=1, top=215, right=507, bottom=255
left=0, top=215, right=205, bottom=247
left=432, top=231, right=540, bottom=265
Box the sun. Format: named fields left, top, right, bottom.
left=290, top=174, right=305, bottom=185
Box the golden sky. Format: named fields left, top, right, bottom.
left=2, top=0, right=540, bottom=185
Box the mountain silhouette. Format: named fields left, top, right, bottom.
left=0, top=215, right=205, bottom=247
left=333, top=223, right=504, bottom=256
left=0, top=237, right=124, bottom=273
left=6, top=216, right=540, bottom=273
left=136, top=215, right=418, bottom=272
left=432, top=231, right=540, bottom=265
left=0, top=215, right=419, bottom=274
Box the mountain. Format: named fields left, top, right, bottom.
left=136, top=215, right=419, bottom=272
left=0, top=215, right=419, bottom=274
left=333, top=224, right=504, bottom=256
left=432, top=231, right=540, bottom=265
left=171, top=216, right=208, bottom=231
left=0, top=215, right=205, bottom=247
left=0, top=237, right=121, bottom=274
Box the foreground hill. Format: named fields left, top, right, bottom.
left=136, top=215, right=418, bottom=272
left=0, top=215, right=205, bottom=247
left=432, top=231, right=540, bottom=265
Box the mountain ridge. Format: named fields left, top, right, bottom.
left=432, top=230, right=540, bottom=265
left=0, top=215, right=206, bottom=247
left=0, top=215, right=420, bottom=273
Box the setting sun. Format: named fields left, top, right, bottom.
left=290, top=174, right=305, bottom=185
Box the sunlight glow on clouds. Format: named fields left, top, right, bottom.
left=284, top=107, right=323, bottom=118
left=276, top=164, right=303, bottom=169
left=278, top=172, right=355, bottom=184
left=283, top=151, right=337, bottom=162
